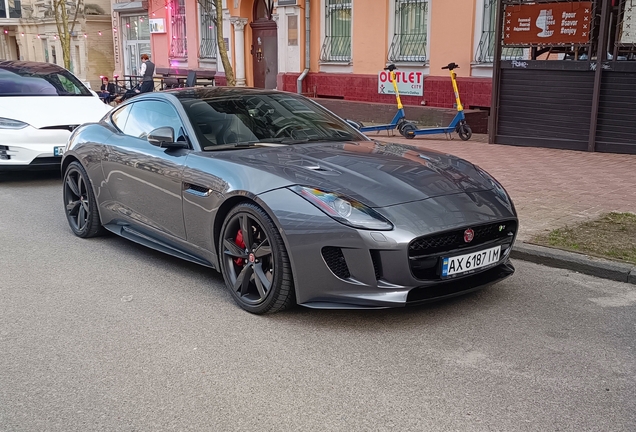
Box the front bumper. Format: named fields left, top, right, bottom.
left=0, top=127, right=70, bottom=169
left=259, top=188, right=518, bottom=309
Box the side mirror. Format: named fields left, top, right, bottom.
left=147, top=127, right=188, bottom=149
left=344, top=119, right=363, bottom=130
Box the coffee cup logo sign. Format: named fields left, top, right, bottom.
left=504, top=2, right=593, bottom=45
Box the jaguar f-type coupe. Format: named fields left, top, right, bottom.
left=62, top=87, right=518, bottom=314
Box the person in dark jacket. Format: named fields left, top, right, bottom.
left=97, top=77, right=116, bottom=103
left=139, top=54, right=155, bottom=93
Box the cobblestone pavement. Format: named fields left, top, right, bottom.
left=372, top=133, right=636, bottom=242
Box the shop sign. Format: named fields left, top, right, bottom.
left=377, top=70, right=423, bottom=96
left=149, top=18, right=166, bottom=34
left=620, top=3, right=636, bottom=44
left=503, top=1, right=593, bottom=45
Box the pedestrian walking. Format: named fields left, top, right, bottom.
left=139, top=54, right=155, bottom=93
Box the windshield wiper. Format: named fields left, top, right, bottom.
left=262, top=137, right=309, bottom=144
left=203, top=141, right=289, bottom=151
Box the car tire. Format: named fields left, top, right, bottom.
left=219, top=202, right=296, bottom=314
left=63, top=161, right=105, bottom=238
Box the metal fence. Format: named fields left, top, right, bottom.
left=320, top=0, right=352, bottom=62
left=388, top=0, right=428, bottom=63
left=170, top=0, right=188, bottom=58
left=199, top=3, right=217, bottom=59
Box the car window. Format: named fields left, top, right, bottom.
left=0, top=67, right=92, bottom=96
left=123, top=100, right=187, bottom=142
left=111, top=104, right=133, bottom=132
left=178, top=92, right=366, bottom=149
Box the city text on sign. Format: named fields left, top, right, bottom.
left=503, top=2, right=593, bottom=45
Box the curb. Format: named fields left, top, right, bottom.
left=511, top=242, right=636, bottom=285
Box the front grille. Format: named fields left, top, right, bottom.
left=408, top=220, right=517, bottom=281
left=406, top=261, right=515, bottom=304
left=322, top=247, right=350, bottom=279
left=0, top=145, right=9, bottom=160
left=30, top=156, right=62, bottom=165
left=410, top=221, right=517, bottom=257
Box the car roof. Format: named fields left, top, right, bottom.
left=0, top=60, right=69, bottom=74
left=164, top=86, right=288, bottom=101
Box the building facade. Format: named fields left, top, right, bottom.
left=0, top=0, right=115, bottom=89
left=141, top=0, right=507, bottom=109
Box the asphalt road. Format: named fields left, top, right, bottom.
left=1, top=171, right=635, bottom=432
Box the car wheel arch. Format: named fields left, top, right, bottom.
left=212, top=192, right=300, bottom=299
left=61, top=155, right=81, bottom=177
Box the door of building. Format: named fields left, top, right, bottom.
left=250, top=0, right=277, bottom=89
left=122, top=15, right=150, bottom=77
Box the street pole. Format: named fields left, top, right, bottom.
left=588, top=0, right=611, bottom=152
left=488, top=0, right=505, bottom=145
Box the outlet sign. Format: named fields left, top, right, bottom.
left=378, top=70, right=423, bottom=96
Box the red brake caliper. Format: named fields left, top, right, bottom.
left=234, top=228, right=245, bottom=266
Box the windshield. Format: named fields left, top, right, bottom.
left=0, top=66, right=92, bottom=96
left=179, top=92, right=367, bottom=149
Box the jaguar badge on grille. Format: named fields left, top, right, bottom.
left=464, top=228, right=474, bottom=243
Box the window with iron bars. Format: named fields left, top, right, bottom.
left=474, top=0, right=523, bottom=63
left=320, top=0, right=352, bottom=62
left=388, top=0, right=428, bottom=63
left=199, top=2, right=217, bottom=59
left=171, top=0, right=187, bottom=58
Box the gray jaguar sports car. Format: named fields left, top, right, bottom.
left=61, top=87, right=518, bottom=314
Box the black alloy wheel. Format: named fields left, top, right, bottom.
left=219, top=202, right=295, bottom=314
left=457, top=122, right=472, bottom=141
left=63, top=161, right=104, bottom=238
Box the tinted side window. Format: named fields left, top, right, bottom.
left=123, top=101, right=186, bottom=141
left=111, top=104, right=133, bottom=132
left=0, top=68, right=91, bottom=96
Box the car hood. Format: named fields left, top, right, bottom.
left=0, top=96, right=111, bottom=129
left=214, top=140, right=496, bottom=208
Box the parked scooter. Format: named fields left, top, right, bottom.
left=357, top=64, right=407, bottom=135
left=398, top=63, right=472, bottom=141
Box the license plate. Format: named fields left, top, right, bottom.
left=441, top=246, right=501, bottom=278
left=54, top=146, right=65, bottom=156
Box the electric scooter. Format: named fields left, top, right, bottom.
left=357, top=64, right=407, bottom=134
left=398, top=63, right=472, bottom=141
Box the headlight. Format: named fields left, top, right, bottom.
left=291, top=186, right=393, bottom=231
left=0, top=117, right=29, bottom=129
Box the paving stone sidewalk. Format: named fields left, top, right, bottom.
left=372, top=133, right=636, bottom=242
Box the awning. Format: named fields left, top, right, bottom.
left=112, top=1, right=148, bottom=13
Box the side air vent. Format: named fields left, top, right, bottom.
left=184, top=183, right=212, bottom=197
left=370, top=250, right=382, bottom=280
left=321, top=247, right=350, bottom=279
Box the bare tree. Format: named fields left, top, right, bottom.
left=198, top=0, right=235, bottom=86
left=52, top=0, right=83, bottom=71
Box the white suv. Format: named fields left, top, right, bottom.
left=0, top=60, right=112, bottom=170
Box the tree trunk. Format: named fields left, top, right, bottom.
left=53, top=0, right=82, bottom=71
left=215, top=0, right=235, bottom=86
